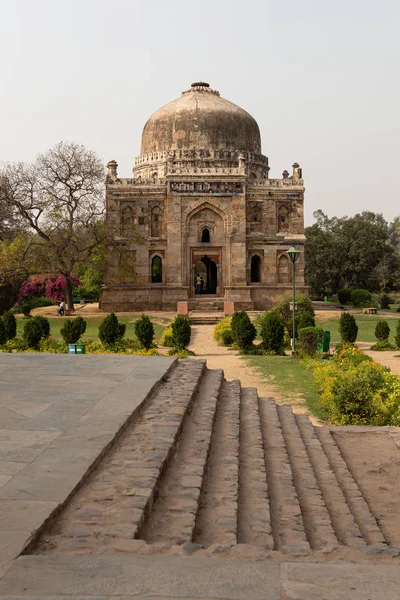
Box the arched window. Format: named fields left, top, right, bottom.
left=201, top=227, right=210, bottom=243
left=121, top=205, right=135, bottom=238
left=251, top=255, right=262, bottom=283
left=151, top=255, right=162, bottom=283
left=277, top=254, right=291, bottom=284
left=278, top=205, right=289, bottom=232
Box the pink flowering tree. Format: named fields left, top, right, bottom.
left=18, top=274, right=82, bottom=304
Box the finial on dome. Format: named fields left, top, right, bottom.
left=182, top=82, right=220, bottom=96
left=191, top=81, right=210, bottom=88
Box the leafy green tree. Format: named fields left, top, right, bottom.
left=99, top=313, right=125, bottom=345
left=172, top=316, right=191, bottom=350
left=231, top=311, right=256, bottom=350
left=375, top=321, right=390, bottom=341
left=61, top=317, right=87, bottom=344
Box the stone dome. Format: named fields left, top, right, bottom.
left=140, top=82, right=262, bottom=155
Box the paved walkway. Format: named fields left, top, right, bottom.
left=0, top=353, right=175, bottom=576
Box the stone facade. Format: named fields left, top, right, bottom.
left=101, top=82, right=306, bottom=311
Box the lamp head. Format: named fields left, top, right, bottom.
left=286, top=246, right=300, bottom=263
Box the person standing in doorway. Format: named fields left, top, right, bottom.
left=195, top=274, right=202, bottom=295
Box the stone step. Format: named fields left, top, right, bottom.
left=315, top=427, right=387, bottom=547
left=276, top=404, right=338, bottom=550
left=193, top=379, right=241, bottom=547
left=237, top=388, right=273, bottom=548
left=31, top=359, right=206, bottom=555
left=139, top=368, right=223, bottom=545
left=258, top=397, right=310, bottom=553
left=295, top=413, right=366, bottom=547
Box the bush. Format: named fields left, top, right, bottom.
left=351, top=288, right=372, bottom=307
left=21, top=303, right=32, bottom=317
left=397, top=306, right=400, bottom=313
left=337, top=288, right=354, bottom=305
left=396, top=321, right=400, bottom=349
left=231, top=310, right=256, bottom=350
left=298, top=312, right=316, bottom=329
left=269, top=294, right=314, bottom=338
left=297, top=326, right=324, bottom=357
left=380, top=294, right=391, bottom=310
left=2, top=311, right=16, bottom=340
left=159, top=324, right=174, bottom=347
left=221, top=328, right=234, bottom=346
left=370, top=340, right=396, bottom=351
left=260, top=313, right=285, bottom=355
left=61, top=317, right=87, bottom=344
left=134, top=314, right=154, bottom=350
left=339, top=312, right=358, bottom=343
left=375, top=320, right=390, bottom=341
left=34, top=315, right=50, bottom=339
left=334, top=343, right=372, bottom=366
left=172, top=316, right=191, bottom=350
left=0, top=319, right=6, bottom=345
left=23, top=319, right=43, bottom=348
left=98, top=313, right=126, bottom=345
left=312, top=357, right=388, bottom=425
left=213, top=316, right=233, bottom=344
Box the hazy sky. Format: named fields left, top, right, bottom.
left=1, top=0, right=399, bottom=225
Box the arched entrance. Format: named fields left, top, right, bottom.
left=193, top=255, right=217, bottom=294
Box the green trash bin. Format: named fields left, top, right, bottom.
left=323, top=331, right=330, bottom=353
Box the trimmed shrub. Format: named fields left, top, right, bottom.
left=159, top=324, right=174, bottom=347
left=380, top=294, right=391, bottom=309
left=21, top=303, right=32, bottom=317
left=370, top=340, right=396, bottom=351
left=298, top=312, right=316, bottom=329
left=395, top=321, right=400, bottom=349
left=339, top=312, right=358, bottom=343
left=34, top=315, right=50, bottom=339
left=297, top=326, right=324, bottom=357
left=61, top=317, right=87, bottom=344
left=260, top=313, right=285, bottom=355
left=98, top=313, right=126, bottom=345
left=2, top=311, right=16, bottom=341
left=231, top=310, right=256, bottom=350
left=172, top=316, right=191, bottom=350
left=221, top=328, right=234, bottom=346
left=397, top=306, right=400, bottom=313
left=351, top=288, right=372, bottom=308
left=23, top=319, right=43, bottom=348
left=375, top=320, right=390, bottom=341
left=337, top=288, right=353, bottom=305
left=134, top=314, right=154, bottom=350
left=0, top=319, right=6, bottom=345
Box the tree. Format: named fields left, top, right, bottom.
left=0, top=142, right=106, bottom=311
left=339, top=313, right=358, bottom=343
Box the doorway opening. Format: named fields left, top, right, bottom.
left=193, top=255, right=217, bottom=294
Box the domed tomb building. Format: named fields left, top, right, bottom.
left=102, top=82, right=306, bottom=311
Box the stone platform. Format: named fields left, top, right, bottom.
left=0, top=354, right=176, bottom=575
left=1, top=354, right=400, bottom=599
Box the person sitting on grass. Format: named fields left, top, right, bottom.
left=57, top=300, right=66, bottom=316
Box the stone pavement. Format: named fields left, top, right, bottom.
left=1, top=555, right=400, bottom=599
left=0, top=353, right=176, bottom=575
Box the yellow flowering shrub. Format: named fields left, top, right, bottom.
left=213, top=316, right=233, bottom=344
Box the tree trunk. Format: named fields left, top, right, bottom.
left=64, top=276, right=75, bottom=312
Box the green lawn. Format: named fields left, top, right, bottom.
left=242, top=354, right=327, bottom=421
left=16, top=316, right=166, bottom=343
left=316, top=312, right=400, bottom=343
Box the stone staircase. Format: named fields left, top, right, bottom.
left=29, top=359, right=390, bottom=558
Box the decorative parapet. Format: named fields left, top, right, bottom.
left=134, top=149, right=268, bottom=166
left=251, top=179, right=305, bottom=188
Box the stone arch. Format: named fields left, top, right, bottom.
left=151, top=205, right=162, bottom=237
left=250, top=254, right=262, bottom=283
left=278, top=205, right=290, bottom=232
left=182, top=199, right=230, bottom=234
left=277, top=254, right=291, bottom=284
left=151, top=254, right=162, bottom=283
left=201, top=227, right=210, bottom=243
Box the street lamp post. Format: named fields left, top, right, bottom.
left=286, top=246, right=301, bottom=354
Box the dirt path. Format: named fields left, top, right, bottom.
left=188, top=324, right=321, bottom=424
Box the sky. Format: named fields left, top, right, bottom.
left=1, top=0, right=399, bottom=225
